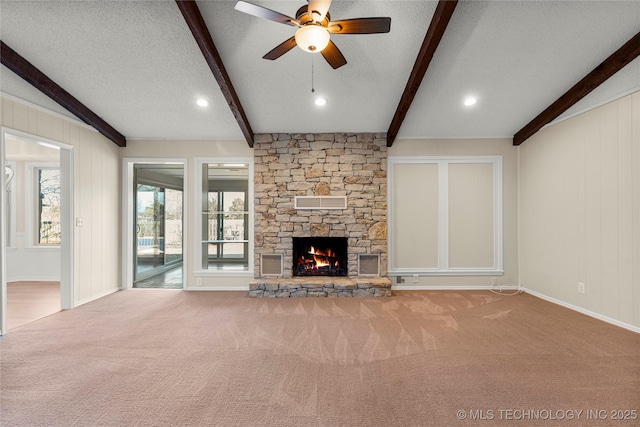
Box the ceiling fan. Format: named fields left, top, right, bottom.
left=234, top=0, right=391, bottom=69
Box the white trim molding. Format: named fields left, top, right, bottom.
left=388, top=155, right=504, bottom=276
left=121, top=158, right=188, bottom=290
left=192, top=157, right=254, bottom=284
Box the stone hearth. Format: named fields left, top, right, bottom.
left=249, top=277, right=392, bottom=298
left=253, top=132, right=389, bottom=298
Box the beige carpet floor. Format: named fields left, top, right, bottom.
left=6, top=281, right=60, bottom=330
left=1, top=290, right=639, bottom=426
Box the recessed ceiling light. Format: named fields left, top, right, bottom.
left=314, top=97, right=328, bottom=107
left=197, top=98, right=209, bottom=107
left=463, top=96, right=477, bottom=107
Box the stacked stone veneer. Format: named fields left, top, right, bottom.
left=249, top=277, right=391, bottom=298
left=253, top=133, right=388, bottom=296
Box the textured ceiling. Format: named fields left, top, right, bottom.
left=1, top=0, right=639, bottom=143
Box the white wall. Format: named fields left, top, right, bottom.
left=121, top=139, right=253, bottom=290
left=519, top=91, right=640, bottom=329
left=1, top=96, right=121, bottom=306
left=388, top=138, right=519, bottom=288
left=6, top=239, right=61, bottom=282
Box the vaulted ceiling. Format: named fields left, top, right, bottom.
left=1, top=1, right=639, bottom=147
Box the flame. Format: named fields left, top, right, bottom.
left=307, top=245, right=336, bottom=268
left=314, top=255, right=330, bottom=268
left=308, top=246, right=335, bottom=257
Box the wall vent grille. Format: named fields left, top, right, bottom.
left=261, top=254, right=283, bottom=276
left=295, top=196, right=347, bottom=210
left=358, top=254, right=380, bottom=277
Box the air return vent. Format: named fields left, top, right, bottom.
left=358, top=254, right=380, bottom=277
left=295, top=196, right=347, bottom=210
left=261, top=254, right=283, bottom=276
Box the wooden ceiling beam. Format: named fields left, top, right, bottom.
left=386, top=0, right=458, bottom=147
left=514, top=31, right=640, bottom=146
left=1, top=40, right=127, bottom=147
left=176, top=0, right=254, bottom=147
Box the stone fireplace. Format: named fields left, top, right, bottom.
left=251, top=133, right=391, bottom=297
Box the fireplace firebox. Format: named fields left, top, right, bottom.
left=292, top=237, right=348, bottom=277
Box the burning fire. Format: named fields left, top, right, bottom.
left=293, top=239, right=345, bottom=276
left=308, top=246, right=336, bottom=268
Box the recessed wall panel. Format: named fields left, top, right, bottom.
left=448, top=163, right=494, bottom=268
left=392, top=163, right=438, bottom=269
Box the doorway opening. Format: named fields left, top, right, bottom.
left=123, top=160, right=185, bottom=290
left=1, top=129, right=73, bottom=334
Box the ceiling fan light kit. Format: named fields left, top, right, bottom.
left=234, top=0, right=391, bottom=69
left=295, top=24, right=330, bottom=53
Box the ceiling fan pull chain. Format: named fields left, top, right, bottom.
left=311, top=53, right=315, bottom=93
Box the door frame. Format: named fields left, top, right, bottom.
left=1, top=127, right=74, bottom=335
left=122, top=158, right=187, bottom=290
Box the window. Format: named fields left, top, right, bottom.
left=195, top=159, right=253, bottom=274
left=36, top=167, right=61, bottom=245
left=388, top=156, right=503, bottom=275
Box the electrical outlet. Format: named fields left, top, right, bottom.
left=413, top=274, right=419, bottom=283
left=75, top=217, right=84, bottom=227
left=196, top=278, right=203, bottom=287
left=578, top=282, right=585, bottom=294
left=491, top=277, right=497, bottom=286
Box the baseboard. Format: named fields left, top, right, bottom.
left=75, top=288, right=120, bottom=308
left=6, top=276, right=60, bottom=282
left=522, top=288, right=640, bottom=334
left=392, top=285, right=520, bottom=291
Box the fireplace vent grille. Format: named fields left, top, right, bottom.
left=358, top=254, right=380, bottom=276
left=261, top=254, right=283, bottom=276
left=295, top=196, right=347, bottom=210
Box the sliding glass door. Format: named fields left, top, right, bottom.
left=133, top=165, right=183, bottom=286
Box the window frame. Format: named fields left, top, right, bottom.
left=4, top=161, right=17, bottom=249
left=26, top=162, right=61, bottom=248
left=193, top=157, right=254, bottom=277
left=388, top=155, right=504, bottom=276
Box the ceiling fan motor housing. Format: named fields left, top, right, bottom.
left=295, top=5, right=330, bottom=25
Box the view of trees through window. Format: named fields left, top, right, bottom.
left=38, top=168, right=61, bottom=245
left=136, top=186, right=183, bottom=265
left=206, top=192, right=246, bottom=241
